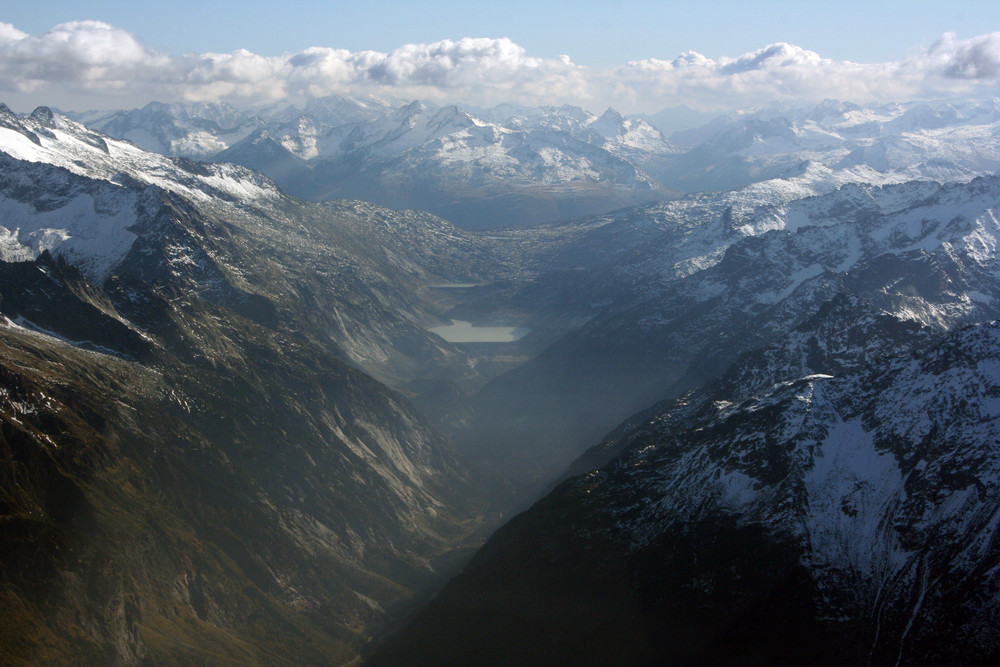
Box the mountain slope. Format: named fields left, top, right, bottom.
left=460, top=175, right=1000, bottom=496
left=0, top=106, right=502, bottom=664
left=0, top=278, right=479, bottom=664
left=371, top=317, right=1000, bottom=665
left=0, top=103, right=514, bottom=387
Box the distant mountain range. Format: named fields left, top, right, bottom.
left=72, top=98, right=681, bottom=229
left=70, top=95, right=1000, bottom=230
left=660, top=97, right=1000, bottom=193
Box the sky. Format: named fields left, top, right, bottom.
left=2, top=1, right=1000, bottom=114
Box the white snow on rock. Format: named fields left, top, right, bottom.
left=0, top=107, right=282, bottom=205
left=0, top=106, right=291, bottom=282
left=0, top=191, right=138, bottom=283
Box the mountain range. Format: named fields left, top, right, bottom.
left=373, top=316, right=1000, bottom=665
left=4, top=95, right=1000, bottom=664
left=73, top=99, right=680, bottom=229
left=71, top=96, right=1000, bottom=232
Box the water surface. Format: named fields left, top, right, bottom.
left=429, top=319, right=530, bottom=343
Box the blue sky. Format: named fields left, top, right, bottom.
left=2, top=1, right=1000, bottom=113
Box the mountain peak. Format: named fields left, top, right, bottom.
left=0, top=102, right=41, bottom=145
left=590, top=107, right=627, bottom=137
left=29, top=106, right=57, bottom=127
left=399, top=99, right=427, bottom=116
left=599, top=107, right=625, bottom=122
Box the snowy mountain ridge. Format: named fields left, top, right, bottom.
left=374, top=305, right=1000, bottom=664
left=663, top=96, right=1000, bottom=193
left=0, top=104, right=290, bottom=287
left=0, top=104, right=281, bottom=204
left=456, top=168, right=1000, bottom=503
left=0, top=102, right=515, bottom=389
left=579, top=318, right=1000, bottom=662
left=62, top=93, right=1000, bottom=229
left=66, top=97, right=681, bottom=228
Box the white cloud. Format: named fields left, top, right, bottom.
left=1, top=21, right=1000, bottom=114
left=0, top=22, right=28, bottom=46
left=0, top=21, right=158, bottom=88
left=922, top=32, right=1000, bottom=79
left=611, top=47, right=900, bottom=111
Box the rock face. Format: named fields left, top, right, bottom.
left=0, top=288, right=466, bottom=665
left=0, top=107, right=495, bottom=664
left=371, top=318, right=1000, bottom=666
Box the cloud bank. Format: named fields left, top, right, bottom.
left=1, top=21, right=1000, bottom=113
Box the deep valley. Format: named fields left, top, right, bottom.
left=4, top=90, right=1000, bottom=665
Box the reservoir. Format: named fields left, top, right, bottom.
left=429, top=319, right=530, bottom=343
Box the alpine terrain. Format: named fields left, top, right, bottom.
left=372, top=317, right=1000, bottom=665
left=3, top=89, right=1000, bottom=666
left=368, top=101, right=1000, bottom=664
left=76, top=99, right=681, bottom=229
left=0, top=103, right=511, bottom=664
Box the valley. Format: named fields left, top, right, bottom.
left=4, top=92, right=1000, bottom=665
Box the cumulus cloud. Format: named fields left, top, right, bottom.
left=717, top=43, right=823, bottom=75
left=0, top=21, right=162, bottom=91
left=1, top=21, right=1000, bottom=114
left=611, top=45, right=901, bottom=111
left=0, top=22, right=587, bottom=109
left=0, top=22, right=28, bottom=46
